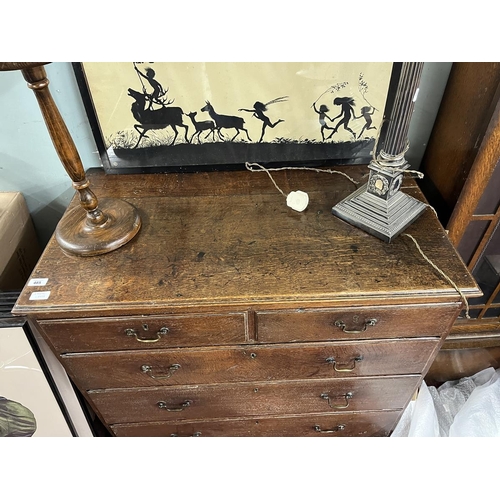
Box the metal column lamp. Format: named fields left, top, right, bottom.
left=0, top=62, right=141, bottom=256
left=332, top=62, right=426, bottom=242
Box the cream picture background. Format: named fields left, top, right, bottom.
left=0, top=327, right=72, bottom=437
left=83, top=62, right=393, bottom=148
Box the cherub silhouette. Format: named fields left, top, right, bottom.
left=133, top=63, right=167, bottom=109
left=327, top=97, right=359, bottom=139
left=355, top=106, right=376, bottom=138
left=239, top=96, right=288, bottom=142
left=312, top=102, right=335, bottom=140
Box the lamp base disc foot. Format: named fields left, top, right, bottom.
left=55, top=198, right=141, bottom=256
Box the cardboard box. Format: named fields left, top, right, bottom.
left=0, top=192, right=41, bottom=291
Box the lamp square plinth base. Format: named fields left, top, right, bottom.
left=332, top=183, right=427, bottom=243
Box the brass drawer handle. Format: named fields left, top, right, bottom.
left=320, top=392, right=353, bottom=409
left=170, top=432, right=202, bottom=437
left=314, top=424, right=346, bottom=434
left=326, top=355, right=363, bottom=372
left=157, top=400, right=192, bottom=412
left=125, top=326, right=169, bottom=343
left=334, top=318, right=377, bottom=334
left=141, top=363, right=181, bottom=379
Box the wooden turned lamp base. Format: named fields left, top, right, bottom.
left=0, top=62, right=141, bottom=257
left=56, top=198, right=141, bottom=256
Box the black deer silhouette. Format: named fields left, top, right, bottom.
left=201, top=101, right=251, bottom=141
left=185, top=111, right=216, bottom=143
left=128, top=87, right=188, bottom=148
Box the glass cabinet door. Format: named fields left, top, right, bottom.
left=457, top=159, right=500, bottom=320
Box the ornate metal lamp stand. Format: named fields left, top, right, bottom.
left=0, top=63, right=141, bottom=256
left=332, top=63, right=426, bottom=242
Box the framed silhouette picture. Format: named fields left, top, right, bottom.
left=74, top=62, right=402, bottom=174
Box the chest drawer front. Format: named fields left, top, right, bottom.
left=110, top=410, right=402, bottom=437
left=39, top=313, right=246, bottom=353
left=89, top=376, right=418, bottom=424
left=62, top=339, right=438, bottom=390
left=257, top=303, right=460, bottom=343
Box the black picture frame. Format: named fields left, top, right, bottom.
left=0, top=292, right=95, bottom=437
left=73, top=62, right=402, bottom=174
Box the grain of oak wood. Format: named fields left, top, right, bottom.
left=12, top=166, right=480, bottom=436
left=87, top=376, right=420, bottom=424
left=13, top=167, right=479, bottom=319
left=110, top=410, right=401, bottom=437
left=59, top=338, right=440, bottom=390
left=36, top=301, right=459, bottom=354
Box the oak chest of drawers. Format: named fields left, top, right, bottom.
left=13, top=167, right=479, bottom=436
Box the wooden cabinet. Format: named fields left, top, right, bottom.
left=13, top=167, right=478, bottom=436
left=420, top=62, right=500, bottom=384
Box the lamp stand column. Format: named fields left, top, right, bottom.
left=332, top=62, right=426, bottom=243
left=19, top=64, right=141, bottom=256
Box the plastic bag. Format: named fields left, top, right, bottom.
left=391, top=379, right=440, bottom=437
left=391, top=367, right=500, bottom=437
left=449, top=367, right=500, bottom=437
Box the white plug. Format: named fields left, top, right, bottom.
left=286, top=190, right=309, bottom=212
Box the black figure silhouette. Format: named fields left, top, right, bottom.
left=312, top=102, right=335, bottom=140
left=239, top=96, right=288, bottom=142
left=133, top=63, right=167, bottom=109
left=201, top=101, right=251, bottom=141
left=185, top=111, right=216, bottom=143
left=355, top=106, right=376, bottom=138
left=128, top=87, right=188, bottom=148
left=328, top=97, right=359, bottom=139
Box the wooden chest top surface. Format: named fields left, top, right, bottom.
left=13, top=166, right=479, bottom=317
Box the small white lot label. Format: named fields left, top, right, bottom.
left=29, top=291, right=51, bottom=300
left=28, top=278, right=49, bottom=286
